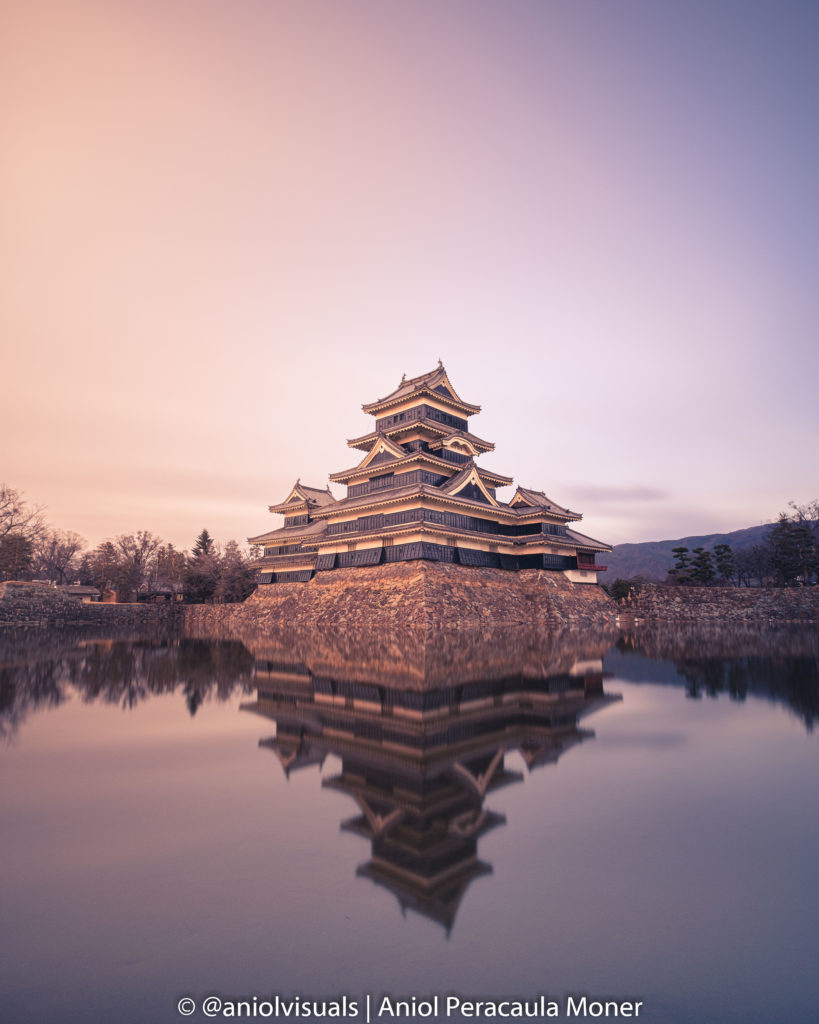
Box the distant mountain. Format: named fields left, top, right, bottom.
left=605, top=523, right=774, bottom=581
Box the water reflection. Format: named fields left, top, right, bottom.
left=3, top=622, right=815, bottom=740
left=2, top=622, right=817, bottom=1024
left=241, top=633, right=620, bottom=932
left=0, top=633, right=254, bottom=739
left=612, top=626, right=819, bottom=730
left=183, top=618, right=622, bottom=687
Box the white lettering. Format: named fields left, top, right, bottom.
left=566, top=998, right=644, bottom=1018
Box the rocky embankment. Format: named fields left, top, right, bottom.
left=4, top=573, right=817, bottom=645
left=621, top=582, right=819, bottom=624
left=181, top=561, right=618, bottom=637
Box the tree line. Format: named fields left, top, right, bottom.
left=667, top=501, right=818, bottom=588
left=0, top=484, right=258, bottom=603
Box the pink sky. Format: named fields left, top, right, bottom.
left=3, top=0, right=817, bottom=551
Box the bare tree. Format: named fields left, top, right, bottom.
left=0, top=484, right=45, bottom=542
left=115, top=531, right=162, bottom=601
left=149, top=542, right=186, bottom=597
left=33, top=530, right=86, bottom=584
left=738, top=543, right=772, bottom=588
left=77, top=541, right=121, bottom=595
left=216, top=540, right=257, bottom=603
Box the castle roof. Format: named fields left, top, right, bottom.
left=510, top=486, right=578, bottom=519
left=440, top=464, right=501, bottom=505
left=267, top=481, right=337, bottom=515
left=362, top=363, right=481, bottom=416
left=248, top=518, right=327, bottom=546
left=516, top=526, right=611, bottom=552
left=347, top=419, right=494, bottom=453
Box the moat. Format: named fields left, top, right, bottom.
left=1, top=624, right=817, bottom=1024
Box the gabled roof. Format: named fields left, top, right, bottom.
left=440, top=465, right=499, bottom=506
left=330, top=447, right=494, bottom=485
left=267, top=480, right=336, bottom=515
left=510, top=486, right=577, bottom=519
left=248, top=518, right=328, bottom=545
left=362, top=363, right=481, bottom=416
left=347, top=419, right=494, bottom=453
left=453, top=462, right=513, bottom=487
left=308, top=480, right=527, bottom=520
left=328, top=434, right=407, bottom=482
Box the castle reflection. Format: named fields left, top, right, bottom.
left=242, top=631, right=620, bottom=932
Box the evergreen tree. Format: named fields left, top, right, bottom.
left=609, top=578, right=636, bottom=601
left=691, top=547, right=715, bottom=585
left=0, top=533, right=34, bottom=580
left=668, top=546, right=692, bottom=585
left=192, top=529, right=214, bottom=558
left=768, top=513, right=815, bottom=586
left=713, top=543, right=735, bottom=584
left=184, top=529, right=220, bottom=603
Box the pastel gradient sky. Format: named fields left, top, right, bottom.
left=3, top=0, right=817, bottom=550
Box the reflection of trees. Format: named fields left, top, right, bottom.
left=616, top=629, right=819, bottom=731
left=677, top=655, right=819, bottom=730
left=0, top=635, right=255, bottom=738
left=0, top=656, right=68, bottom=740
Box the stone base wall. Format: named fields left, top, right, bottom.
left=7, top=572, right=815, bottom=639
left=623, top=582, right=819, bottom=624
left=179, top=563, right=619, bottom=689
left=181, top=561, right=618, bottom=638
left=0, top=581, right=175, bottom=630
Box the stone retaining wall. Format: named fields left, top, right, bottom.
left=0, top=581, right=175, bottom=630
left=6, top=572, right=817, bottom=638
left=181, top=561, right=618, bottom=638
left=622, top=582, right=819, bottom=624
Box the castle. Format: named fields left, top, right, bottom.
left=250, top=364, right=609, bottom=584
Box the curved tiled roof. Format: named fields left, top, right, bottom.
left=511, top=486, right=579, bottom=520
left=362, top=364, right=480, bottom=415
left=347, top=419, right=494, bottom=452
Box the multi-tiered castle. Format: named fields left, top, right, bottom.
left=249, top=363, right=609, bottom=584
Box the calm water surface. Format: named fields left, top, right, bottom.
left=1, top=627, right=817, bottom=1024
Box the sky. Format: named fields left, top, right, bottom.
left=2, top=0, right=817, bottom=551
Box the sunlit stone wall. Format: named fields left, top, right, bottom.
left=622, top=582, right=819, bottom=623
left=181, top=561, right=619, bottom=637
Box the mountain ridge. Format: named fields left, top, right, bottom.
left=605, top=523, right=774, bottom=581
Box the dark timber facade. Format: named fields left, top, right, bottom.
left=249, top=364, right=610, bottom=584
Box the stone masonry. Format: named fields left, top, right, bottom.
left=181, top=561, right=619, bottom=638
left=0, top=581, right=175, bottom=630
left=622, top=582, right=819, bottom=624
